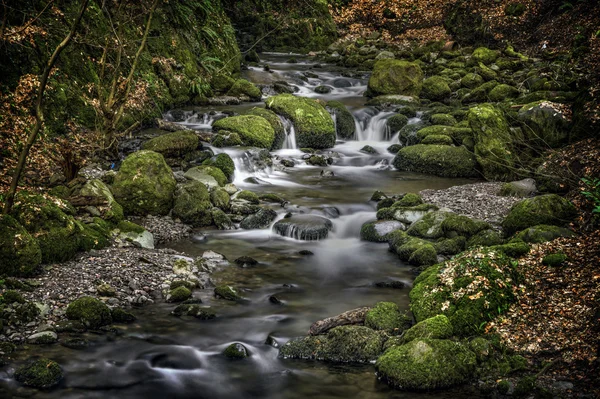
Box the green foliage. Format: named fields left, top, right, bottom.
left=581, top=177, right=600, bottom=214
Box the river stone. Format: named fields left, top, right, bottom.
left=273, top=215, right=333, bottom=240
left=27, top=331, right=58, bottom=344
left=240, top=208, right=277, bottom=229
left=119, top=229, right=155, bottom=249
left=184, top=167, right=220, bottom=190
left=361, top=220, right=406, bottom=242
left=223, top=343, right=249, bottom=359
left=14, top=358, right=63, bottom=388
left=391, top=205, right=438, bottom=224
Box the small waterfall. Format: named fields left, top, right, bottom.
left=354, top=109, right=395, bottom=142
left=173, top=111, right=226, bottom=130
left=210, top=147, right=272, bottom=185
left=330, top=211, right=376, bottom=239
left=279, top=116, right=297, bottom=149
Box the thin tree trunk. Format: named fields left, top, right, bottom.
left=3, top=0, right=90, bottom=215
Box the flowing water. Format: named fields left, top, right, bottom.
left=3, top=54, right=483, bottom=398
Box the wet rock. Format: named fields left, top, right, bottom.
left=298, top=250, right=314, bottom=256
left=273, top=215, right=333, bottom=241
left=314, top=85, right=333, bottom=94
left=240, top=208, right=277, bottom=229
left=234, top=256, right=258, bottom=267
left=111, top=308, right=136, bottom=323
left=361, top=220, right=406, bottom=242
left=15, top=358, right=63, bottom=388
left=166, top=286, right=192, bottom=303
left=27, top=331, right=58, bottom=345
left=223, top=343, right=249, bottom=359
left=61, top=338, right=91, bottom=349
left=374, top=280, right=406, bottom=289
left=269, top=295, right=283, bottom=305
left=66, top=297, right=112, bottom=329
left=172, top=304, right=216, bottom=320
left=360, top=145, right=378, bottom=154
left=97, top=283, right=117, bottom=297
left=280, top=159, right=295, bottom=168
left=214, top=285, right=243, bottom=302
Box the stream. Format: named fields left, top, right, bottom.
left=4, top=54, right=483, bottom=398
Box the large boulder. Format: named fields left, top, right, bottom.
left=518, top=101, right=570, bottom=148
left=400, top=315, right=454, bottom=343
left=79, top=179, right=124, bottom=223
left=213, top=115, right=275, bottom=149
left=112, top=150, right=176, bottom=216
left=15, top=358, right=63, bottom=388
left=226, top=78, right=262, bottom=100
left=66, top=296, right=112, bottom=329
left=141, top=131, right=199, bottom=158
left=409, top=249, right=520, bottom=336
left=246, top=107, right=286, bottom=150
left=266, top=94, right=336, bottom=149
left=502, top=194, right=577, bottom=236
left=0, top=214, right=42, bottom=276
left=392, top=145, right=479, bottom=178
left=326, top=100, right=356, bottom=139
left=367, top=60, right=423, bottom=97
left=468, top=104, right=514, bottom=180
left=376, top=339, right=476, bottom=390
left=421, top=76, right=452, bottom=101
left=184, top=166, right=222, bottom=189
left=172, top=181, right=213, bottom=227
left=279, top=325, right=384, bottom=363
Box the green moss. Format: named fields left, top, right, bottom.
left=394, top=193, right=423, bottom=207
left=468, top=104, right=514, bottom=180
left=112, top=151, right=176, bottom=216
left=78, top=222, right=111, bottom=251
left=467, top=229, right=504, bottom=248
left=227, top=79, right=261, bottom=100
left=2, top=290, right=26, bottom=304
left=14, top=358, right=63, bottom=388
left=168, top=286, right=192, bottom=303
left=237, top=190, right=259, bottom=204
left=407, top=211, right=452, bottom=239
left=421, top=134, right=453, bottom=145
left=203, top=153, right=235, bottom=182
left=542, top=252, right=567, bottom=266
left=429, top=113, right=457, bottom=126
left=259, top=193, right=285, bottom=203
left=0, top=215, right=42, bottom=276
left=210, top=188, right=231, bottom=211
left=469, top=337, right=492, bottom=361
left=422, top=76, right=452, bottom=101
left=518, top=101, right=570, bottom=148
left=490, top=241, right=531, bottom=258
left=464, top=80, right=499, bottom=103
left=477, top=62, right=498, bottom=81
left=514, top=224, right=575, bottom=243
left=441, top=214, right=490, bottom=238
left=197, top=165, right=228, bottom=186
left=514, top=376, right=536, bottom=396
left=393, top=144, right=478, bottom=178
left=326, top=101, right=356, bottom=139
left=79, top=179, right=124, bottom=223
left=211, top=131, right=243, bottom=147
left=488, top=84, right=520, bottom=102
left=212, top=115, right=275, bottom=149
left=173, top=181, right=213, bottom=227
left=266, top=94, right=335, bottom=149
left=416, top=125, right=473, bottom=145
left=111, top=308, right=136, bottom=323
left=246, top=107, right=286, bottom=150
left=401, top=315, right=453, bottom=343
left=376, top=339, right=477, bottom=390
left=461, top=73, right=484, bottom=89
left=172, top=304, right=216, bottom=319
left=410, top=249, right=520, bottom=336
left=117, top=220, right=145, bottom=234
left=502, top=195, right=577, bottom=236
left=223, top=343, right=249, bottom=359
left=367, top=59, right=423, bottom=97
left=141, top=131, right=199, bottom=157
left=394, top=236, right=439, bottom=267
left=365, top=302, right=411, bottom=333
left=386, top=114, right=409, bottom=133
left=434, top=236, right=466, bottom=255
left=509, top=354, right=528, bottom=371
left=211, top=74, right=235, bottom=93
left=66, top=296, right=112, bottom=329
left=497, top=380, right=511, bottom=394
left=214, top=285, right=243, bottom=301
left=472, top=47, right=499, bottom=65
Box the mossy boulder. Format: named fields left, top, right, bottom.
left=227, top=79, right=262, bottom=100
left=513, top=224, right=576, bottom=244
left=79, top=179, right=124, bottom=223
left=66, top=296, right=112, bottom=329
left=407, top=211, right=452, bottom=239
left=15, top=358, right=63, bottom=388
left=211, top=74, right=235, bottom=93
left=400, top=315, right=453, bottom=343
left=421, top=134, right=453, bottom=145
left=383, top=203, right=438, bottom=224
left=467, top=229, right=504, bottom=248
left=266, top=94, right=335, bottom=149
left=236, top=190, right=259, bottom=204
left=367, top=59, right=423, bottom=97
left=502, top=195, right=577, bottom=236
left=214, top=285, right=243, bottom=301
left=469, top=104, right=514, bottom=180
left=212, top=115, right=275, bottom=149
left=422, top=76, right=452, bottom=101
left=429, top=113, right=457, bottom=126
left=542, top=253, right=567, bottom=267
left=172, top=181, right=213, bottom=227
left=0, top=215, right=42, bottom=276
left=387, top=114, right=409, bottom=133
left=409, top=249, right=520, bottom=336
left=472, top=47, right=499, bottom=65
left=326, top=100, right=356, bottom=139
left=360, top=220, right=406, bottom=242
left=223, top=343, right=249, bottom=359
left=141, top=131, right=199, bottom=158
left=489, top=84, right=520, bottom=102
left=395, top=193, right=423, bottom=207
left=184, top=166, right=220, bottom=189
left=111, top=308, right=136, bottom=323
left=416, top=125, right=474, bottom=146
left=280, top=325, right=384, bottom=363
left=202, top=153, right=235, bottom=183
left=376, top=339, right=476, bottom=390
left=461, top=73, right=484, bottom=89
left=477, top=62, right=498, bottom=81
left=246, top=107, right=286, bottom=150
left=490, top=241, right=531, bottom=258
left=393, top=144, right=478, bottom=178
left=167, top=286, right=192, bottom=303
left=211, top=131, right=243, bottom=147
left=434, top=236, right=467, bottom=255
left=210, top=188, right=231, bottom=211
left=440, top=214, right=490, bottom=238
left=518, top=101, right=570, bottom=148
left=11, top=192, right=81, bottom=264
left=112, top=150, right=176, bottom=216
left=464, top=80, right=499, bottom=103
left=391, top=235, right=438, bottom=267
left=365, top=302, right=411, bottom=333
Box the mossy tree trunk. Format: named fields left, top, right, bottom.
left=2, top=0, right=90, bottom=215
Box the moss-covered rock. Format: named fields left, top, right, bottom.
left=367, top=59, right=423, bottom=97
left=441, top=214, right=490, bottom=238
left=266, top=94, right=335, bottom=149
left=210, top=187, right=231, bottom=211
left=386, top=114, right=409, bottom=133
left=326, top=100, right=356, bottom=139
left=410, top=249, right=520, bottom=336
left=15, top=358, right=63, bottom=388
left=542, top=252, right=567, bottom=267
left=79, top=179, right=124, bottom=223
left=407, top=211, right=452, bottom=239
left=172, top=181, right=213, bottom=227
left=11, top=192, right=81, bottom=264
left=211, top=74, right=235, bottom=93
left=393, top=145, right=478, bottom=178
left=488, top=84, right=520, bottom=102
left=376, top=339, right=476, bottom=390
left=112, top=151, right=176, bottom=216
left=464, top=80, right=499, bottom=103
left=429, top=113, right=457, bottom=126
left=469, top=104, right=514, bottom=180
left=111, top=308, right=136, bottom=323
left=214, top=285, right=243, bottom=301
left=467, top=229, right=504, bottom=248
left=461, top=73, right=484, bottom=89
left=212, top=115, right=275, bottom=149
left=167, top=286, right=192, bottom=303
left=246, top=107, right=286, bottom=150
left=391, top=235, right=439, bottom=267
left=141, top=131, right=199, bottom=158
left=416, top=125, right=474, bottom=145
left=365, top=302, right=411, bottom=333
left=239, top=208, right=277, bottom=229
left=211, top=131, right=243, bottom=147
left=237, top=190, right=259, bottom=204
left=195, top=165, right=228, bottom=186
left=66, top=296, right=112, bottom=329
left=518, top=101, right=570, bottom=148
left=490, top=241, right=531, bottom=258
left=422, top=76, right=452, bottom=101
left=434, top=236, right=467, bottom=255
left=384, top=203, right=439, bottom=224
left=502, top=195, right=577, bottom=236
left=472, top=47, right=499, bottom=65
left=421, top=134, right=453, bottom=145
left=0, top=215, right=42, bottom=276
left=227, top=79, right=262, bottom=100
left=223, top=343, right=249, bottom=359
left=401, top=315, right=453, bottom=343
left=202, top=153, right=235, bottom=183
left=394, top=193, right=423, bottom=207
left=513, top=224, right=575, bottom=243
left=360, top=220, right=406, bottom=242
left=279, top=325, right=384, bottom=363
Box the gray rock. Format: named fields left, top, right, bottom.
left=240, top=208, right=277, bottom=229
left=273, top=215, right=333, bottom=240
left=27, top=331, right=58, bottom=344
left=499, top=178, right=537, bottom=198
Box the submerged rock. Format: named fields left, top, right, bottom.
left=273, top=215, right=333, bottom=240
